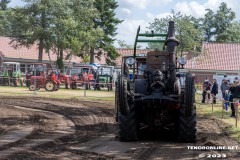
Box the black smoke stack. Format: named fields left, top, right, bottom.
left=166, top=21, right=179, bottom=92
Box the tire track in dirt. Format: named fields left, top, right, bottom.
left=0, top=104, right=75, bottom=159
left=0, top=97, right=117, bottom=159
left=0, top=96, right=239, bottom=159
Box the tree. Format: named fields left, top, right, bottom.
left=199, top=9, right=215, bottom=41
left=92, top=0, right=122, bottom=64
left=8, top=0, right=62, bottom=62
left=147, top=10, right=204, bottom=56
left=0, top=0, right=11, bottom=35
left=223, top=21, right=240, bottom=43
left=117, top=40, right=132, bottom=49
left=200, top=2, right=236, bottom=42
left=214, top=2, right=236, bottom=42
left=7, top=0, right=103, bottom=66
left=0, top=0, right=10, bottom=10
left=117, top=39, right=141, bottom=49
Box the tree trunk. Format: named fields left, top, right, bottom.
left=90, top=47, right=94, bottom=64
left=38, top=38, right=44, bottom=62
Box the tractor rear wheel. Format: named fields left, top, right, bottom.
left=118, top=76, right=138, bottom=141
left=13, top=79, right=18, bottom=87
left=177, top=73, right=196, bottom=142
left=45, top=81, right=56, bottom=92
left=70, top=82, right=77, bottom=89
left=65, top=81, right=69, bottom=89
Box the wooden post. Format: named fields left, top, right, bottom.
left=84, top=82, right=86, bottom=97
left=236, top=102, right=238, bottom=128
left=222, top=100, right=224, bottom=119
left=212, top=95, right=214, bottom=114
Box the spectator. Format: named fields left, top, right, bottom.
left=221, top=78, right=230, bottom=99
left=229, top=80, right=240, bottom=118
left=222, top=75, right=230, bottom=83
left=229, top=83, right=235, bottom=117
left=211, top=79, right=218, bottom=104
left=202, top=78, right=212, bottom=103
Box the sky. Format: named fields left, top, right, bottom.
left=8, top=0, right=240, bottom=48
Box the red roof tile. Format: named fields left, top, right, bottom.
left=185, top=42, right=240, bottom=70
left=0, top=36, right=82, bottom=63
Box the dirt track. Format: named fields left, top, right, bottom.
left=0, top=96, right=239, bottom=160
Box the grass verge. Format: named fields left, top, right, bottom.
left=196, top=94, right=240, bottom=142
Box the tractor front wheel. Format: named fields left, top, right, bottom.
left=177, top=73, right=196, bottom=142
left=45, top=81, right=56, bottom=92
left=118, top=76, right=138, bottom=142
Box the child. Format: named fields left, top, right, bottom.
left=224, top=90, right=230, bottom=110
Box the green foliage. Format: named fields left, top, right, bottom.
left=148, top=10, right=204, bottom=55
left=117, top=40, right=141, bottom=49
left=0, top=0, right=10, bottom=10
left=3, top=0, right=105, bottom=63
left=0, top=0, right=11, bottom=35
left=117, top=40, right=132, bottom=49
left=223, top=22, right=240, bottom=43
left=92, top=0, right=122, bottom=64
left=200, top=2, right=236, bottom=42
left=199, top=9, right=215, bottom=41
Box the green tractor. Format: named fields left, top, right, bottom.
left=94, top=66, right=114, bottom=91
left=0, top=62, right=23, bottom=86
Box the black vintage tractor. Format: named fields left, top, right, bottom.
left=115, top=21, right=196, bottom=142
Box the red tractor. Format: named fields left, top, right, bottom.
left=27, top=63, right=68, bottom=91
left=59, top=73, right=71, bottom=89
left=70, top=66, right=95, bottom=89
left=29, top=70, right=61, bottom=92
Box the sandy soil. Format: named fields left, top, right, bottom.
left=0, top=96, right=239, bottom=160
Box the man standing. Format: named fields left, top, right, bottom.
left=211, top=79, right=218, bottom=104
left=230, top=80, right=240, bottom=118
left=221, top=78, right=230, bottom=99
left=202, top=78, right=212, bottom=103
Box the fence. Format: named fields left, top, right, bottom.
left=0, top=65, right=115, bottom=99
left=197, top=90, right=239, bottom=128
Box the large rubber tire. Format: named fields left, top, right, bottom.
left=115, top=78, right=119, bottom=122
left=65, top=80, right=69, bottom=89
left=0, top=77, right=3, bottom=85
left=178, top=106, right=196, bottom=142
left=70, top=82, right=77, bottom=89
left=54, top=84, right=60, bottom=91
left=85, top=82, right=90, bottom=90
left=29, top=84, right=35, bottom=91
left=13, top=78, right=18, bottom=87
left=177, top=73, right=196, bottom=142
left=118, top=76, right=138, bottom=141
left=44, top=81, right=56, bottom=92
left=25, top=79, right=30, bottom=87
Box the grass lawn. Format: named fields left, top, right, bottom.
left=0, top=86, right=115, bottom=102
left=196, top=93, right=240, bottom=142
